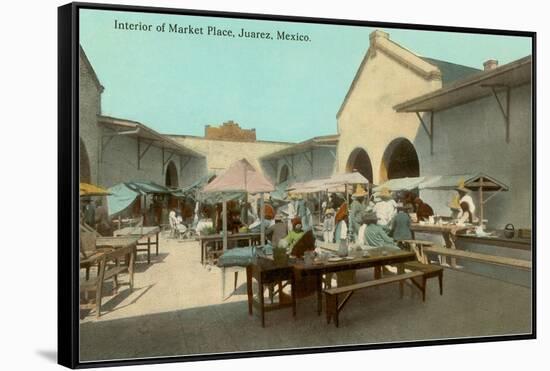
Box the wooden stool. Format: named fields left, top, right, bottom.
left=403, top=261, right=443, bottom=301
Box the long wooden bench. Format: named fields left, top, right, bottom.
left=324, top=271, right=424, bottom=328
left=403, top=261, right=444, bottom=301
left=422, top=246, right=531, bottom=270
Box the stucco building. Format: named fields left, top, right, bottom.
left=169, top=122, right=292, bottom=177
left=79, top=28, right=532, bottom=230
left=79, top=46, right=205, bottom=189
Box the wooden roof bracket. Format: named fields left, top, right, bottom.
left=303, top=150, right=313, bottom=176
left=137, top=136, right=154, bottom=170
left=415, top=111, right=434, bottom=155
left=482, top=84, right=510, bottom=143
left=179, top=155, right=192, bottom=174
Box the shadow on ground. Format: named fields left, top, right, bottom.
left=80, top=268, right=531, bottom=362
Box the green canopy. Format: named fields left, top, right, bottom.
left=107, top=183, right=139, bottom=217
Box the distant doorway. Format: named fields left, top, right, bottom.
left=346, top=148, right=373, bottom=183
left=165, top=161, right=179, bottom=188
left=80, top=138, right=91, bottom=183
left=380, top=138, right=419, bottom=182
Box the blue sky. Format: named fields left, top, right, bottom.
left=80, top=9, right=531, bottom=143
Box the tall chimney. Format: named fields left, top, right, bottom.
left=483, top=59, right=498, bottom=71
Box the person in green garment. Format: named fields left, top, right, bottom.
left=285, top=216, right=305, bottom=252
left=363, top=212, right=398, bottom=248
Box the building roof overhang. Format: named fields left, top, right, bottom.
left=394, top=56, right=532, bottom=113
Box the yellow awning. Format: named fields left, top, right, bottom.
left=80, top=183, right=111, bottom=197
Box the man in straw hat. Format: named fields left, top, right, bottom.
left=372, top=187, right=397, bottom=230
left=350, top=184, right=368, bottom=239
left=456, top=179, right=478, bottom=223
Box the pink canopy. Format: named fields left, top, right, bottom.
left=202, top=158, right=275, bottom=194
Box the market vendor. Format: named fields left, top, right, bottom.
left=350, top=184, right=368, bottom=239
left=334, top=202, right=348, bottom=243
left=266, top=213, right=288, bottom=247
left=456, top=180, right=478, bottom=223
left=373, top=187, right=397, bottom=229
left=362, top=212, right=397, bottom=248
left=448, top=195, right=462, bottom=220
left=285, top=216, right=305, bottom=251
left=414, top=196, right=434, bottom=222
left=390, top=205, right=413, bottom=243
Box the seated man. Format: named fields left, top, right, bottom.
left=362, top=212, right=397, bottom=248
left=391, top=205, right=413, bottom=245
left=266, top=214, right=288, bottom=247
left=285, top=217, right=305, bottom=253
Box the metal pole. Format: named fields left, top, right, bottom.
left=222, top=199, right=228, bottom=251
left=479, top=177, right=484, bottom=227
left=260, top=193, right=265, bottom=245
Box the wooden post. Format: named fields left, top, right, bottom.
left=479, top=177, right=484, bottom=227
left=222, top=199, right=228, bottom=251
left=346, top=183, right=351, bottom=241
left=260, top=193, right=265, bottom=246
left=221, top=197, right=228, bottom=300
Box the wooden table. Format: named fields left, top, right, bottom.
left=80, top=238, right=137, bottom=318
left=246, top=257, right=296, bottom=327
left=113, top=226, right=160, bottom=264
left=294, top=247, right=417, bottom=315
left=197, top=232, right=261, bottom=266
left=411, top=223, right=474, bottom=268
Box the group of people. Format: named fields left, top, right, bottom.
left=320, top=181, right=478, bottom=250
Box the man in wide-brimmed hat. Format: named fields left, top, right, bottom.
left=372, top=187, right=397, bottom=229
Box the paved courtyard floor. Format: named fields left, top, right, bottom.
left=79, top=235, right=532, bottom=362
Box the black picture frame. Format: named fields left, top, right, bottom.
left=58, top=2, right=536, bottom=368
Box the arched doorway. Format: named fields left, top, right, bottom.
left=380, top=138, right=419, bottom=182
left=165, top=161, right=179, bottom=188
left=279, top=164, right=290, bottom=184
left=346, top=148, right=373, bottom=183
left=80, top=137, right=91, bottom=183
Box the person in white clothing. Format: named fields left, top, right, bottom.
left=169, top=208, right=178, bottom=238
left=373, top=187, right=397, bottom=229
left=456, top=181, right=478, bottom=223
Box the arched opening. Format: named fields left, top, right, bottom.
left=346, top=148, right=373, bottom=183
left=165, top=161, right=179, bottom=188
left=80, top=137, right=91, bottom=183
left=279, top=164, right=290, bottom=184
left=379, top=138, right=419, bottom=182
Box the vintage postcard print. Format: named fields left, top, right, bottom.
left=69, top=3, right=534, bottom=366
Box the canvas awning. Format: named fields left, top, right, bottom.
left=124, top=181, right=172, bottom=195
left=80, top=182, right=111, bottom=197
left=326, top=172, right=369, bottom=186
left=203, top=159, right=275, bottom=194
left=374, top=173, right=508, bottom=192
left=106, top=181, right=172, bottom=217
left=107, top=183, right=139, bottom=217
left=372, top=177, right=426, bottom=192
